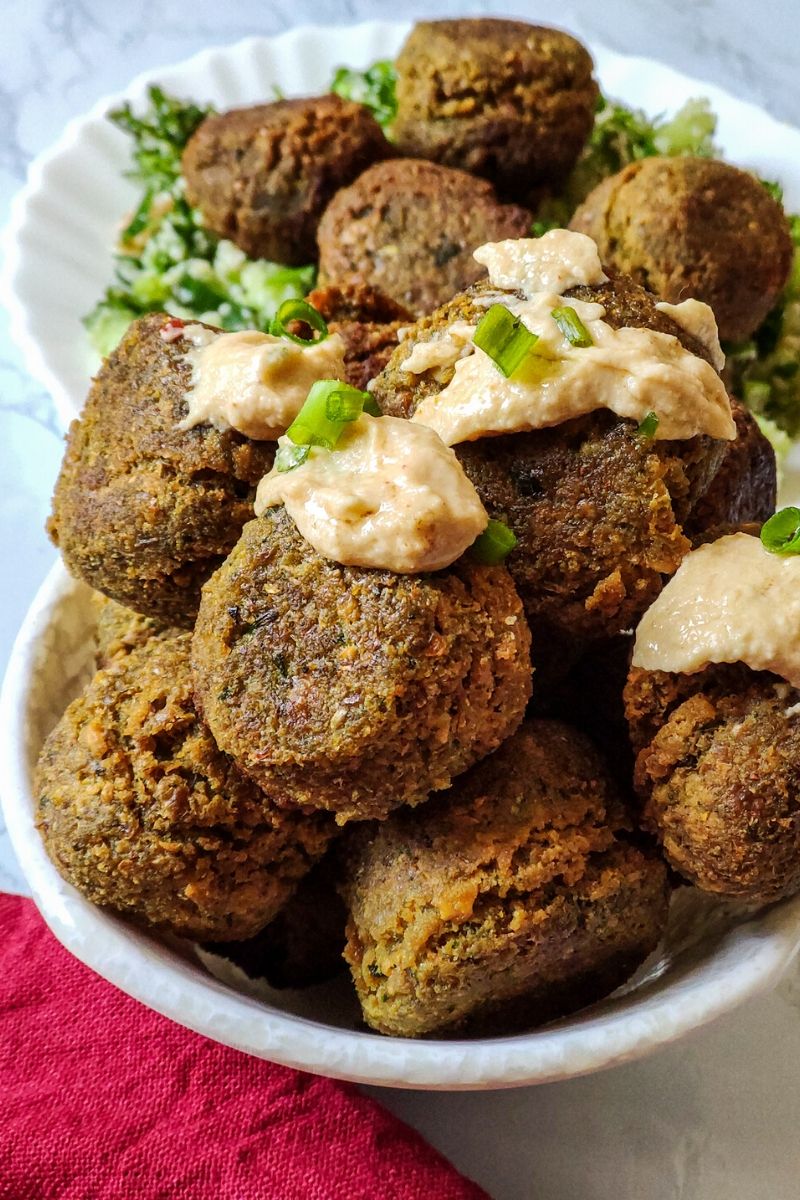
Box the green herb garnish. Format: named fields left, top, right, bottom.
left=551, top=306, right=593, bottom=347
left=470, top=519, right=518, bottom=565
left=84, top=86, right=316, bottom=356
left=636, top=411, right=660, bottom=439
left=473, top=304, right=539, bottom=377
left=535, top=94, right=719, bottom=229
left=760, top=507, right=800, bottom=555
left=270, top=298, right=329, bottom=345
left=331, top=60, right=397, bottom=130
left=285, top=380, right=374, bottom=451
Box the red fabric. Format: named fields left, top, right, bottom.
left=0, top=894, right=488, bottom=1200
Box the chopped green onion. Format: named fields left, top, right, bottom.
left=470, top=519, right=518, bottom=565
left=270, top=298, right=328, bottom=345
left=473, top=304, right=539, bottom=377
left=760, top=507, right=800, bottom=555
left=286, top=379, right=372, bottom=450
left=636, top=411, right=660, bottom=439
left=330, top=60, right=398, bottom=130
left=551, top=305, right=593, bottom=347
left=326, top=388, right=365, bottom=422
left=362, top=394, right=382, bottom=417
left=275, top=443, right=311, bottom=473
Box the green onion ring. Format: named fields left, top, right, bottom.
left=270, top=299, right=329, bottom=345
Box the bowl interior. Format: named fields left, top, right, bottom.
left=3, top=561, right=800, bottom=1089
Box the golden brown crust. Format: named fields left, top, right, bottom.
left=48, top=313, right=275, bottom=626
left=182, top=95, right=391, bottom=264
left=90, top=593, right=179, bottom=667
left=35, top=633, right=333, bottom=941
left=340, top=720, right=669, bottom=1037
left=570, top=156, right=794, bottom=342
left=625, top=663, right=800, bottom=903
left=316, top=158, right=532, bottom=316
left=393, top=20, right=598, bottom=201
left=192, top=507, right=532, bottom=823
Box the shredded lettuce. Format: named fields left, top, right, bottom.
left=330, top=60, right=398, bottom=130
left=84, top=86, right=315, bottom=357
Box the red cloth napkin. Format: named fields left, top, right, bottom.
left=0, top=894, right=488, bottom=1200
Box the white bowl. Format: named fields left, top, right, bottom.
left=3, top=563, right=800, bottom=1090
left=4, top=23, right=800, bottom=1089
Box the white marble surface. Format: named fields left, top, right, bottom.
left=2, top=2, right=800, bottom=1196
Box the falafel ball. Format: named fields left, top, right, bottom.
left=625, top=662, right=800, bottom=904
left=90, top=592, right=179, bottom=668
left=192, top=506, right=532, bottom=824
left=305, top=281, right=412, bottom=390
left=371, top=274, right=728, bottom=661
left=340, top=720, right=669, bottom=1038
left=316, top=158, right=532, bottom=316
left=35, top=632, right=333, bottom=942
left=200, top=852, right=347, bottom=990
left=392, top=20, right=598, bottom=203
left=569, top=157, right=794, bottom=343
left=687, top=399, right=777, bottom=538
left=182, top=95, right=391, bottom=264
left=48, top=313, right=275, bottom=627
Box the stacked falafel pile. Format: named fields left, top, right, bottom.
left=36, top=19, right=800, bottom=1040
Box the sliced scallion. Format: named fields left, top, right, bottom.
left=473, top=304, right=539, bottom=378
left=551, top=305, right=593, bottom=348
left=270, top=298, right=329, bottom=345
left=636, top=411, right=660, bottom=439
left=275, top=443, right=311, bottom=473
left=760, top=507, right=800, bottom=555
left=286, top=379, right=373, bottom=450
left=470, top=519, right=518, bottom=565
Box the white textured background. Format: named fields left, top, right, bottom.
left=2, top=3, right=800, bottom=1197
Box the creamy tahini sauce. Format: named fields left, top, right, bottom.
left=401, top=321, right=476, bottom=374
left=632, top=533, right=800, bottom=687
left=473, top=230, right=608, bottom=292
left=406, top=232, right=734, bottom=446
left=655, top=300, right=725, bottom=372
left=177, top=325, right=347, bottom=441
left=255, top=414, right=488, bottom=573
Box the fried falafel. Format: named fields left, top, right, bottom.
left=569, top=156, right=794, bottom=343
left=36, top=632, right=333, bottom=942
left=625, top=661, right=800, bottom=904
left=340, top=720, right=669, bottom=1037
left=182, top=95, right=391, bottom=264
left=687, top=399, right=776, bottom=537
left=192, top=506, right=532, bottom=824
left=316, top=158, right=532, bottom=316
left=392, top=20, right=598, bottom=203
left=48, top=313, right=275, bottom=626
left=371, top=273, right=728, bottom=661
left=201, top=852, right=347, bottom=990
left=305, top=281, right=412, bottom=390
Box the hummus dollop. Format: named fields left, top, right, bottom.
left=255, top=413, right=489, bottom=573
left=178, top=325, right=347, bottom=441
left=405, top=231, right=734, bottom=446
left=632, top=532, right=800, bottom=687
